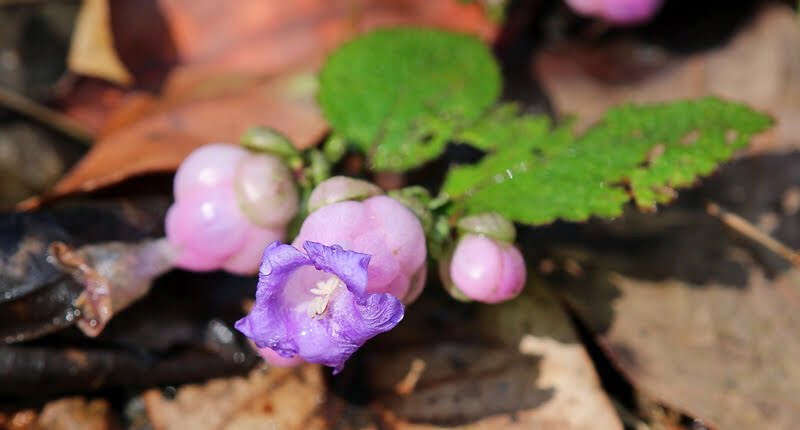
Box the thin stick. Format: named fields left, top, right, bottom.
left=394, top=358, right=426, bottom=395
left=0, top=85, right=93, bottom=144
left=707, top=201, right=800, bottom=267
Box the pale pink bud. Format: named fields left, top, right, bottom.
left=307, top=176, right=383, bottom=213
left=234, top=153, right=298, bottom=228
left=292, top=195, right=427, bottom=304
left=166, top=187, right=249, bottom=271
left=173, top=143, right=248, bottom=200
left=167, top=143, right=298, bottom=274
left=449, top=234, right=526, bottom=303
left=566, top=0, right=662, bottom=24
left=222, top=225, right=284, bottom=275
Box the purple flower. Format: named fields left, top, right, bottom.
left=234, top=240, right=404, bottom=373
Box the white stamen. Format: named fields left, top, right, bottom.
left=307, top=276, right=343, bottom=317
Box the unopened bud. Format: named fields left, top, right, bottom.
left=240, top=126, right=300, bottom=160
left=444, top=234, right=527, bottom=304
left=456, top=212, right=516, bottom=243
left=307, top=176, right=383, bottom=213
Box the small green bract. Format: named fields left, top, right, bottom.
left=318, top=28, right=501, bottom=171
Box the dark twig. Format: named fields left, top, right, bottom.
left=0, top=85, right=93, bottom=144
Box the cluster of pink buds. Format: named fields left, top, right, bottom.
left=166, top=143, right=298, bottom=274
left=294, top=177, right=428, bottom=304
left=166, top=143, right=529, bottom=371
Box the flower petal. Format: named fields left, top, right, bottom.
left=234, top=241, right=310, bottom=355
left=324, top=289, right=404, bottom=373
left=302, top=241, right=370, bottom=297
left=256, top=241, right=311, bottom=300
left=349, top=292, right=405, bottom=338
left=234, top=305, right=295, bottom=355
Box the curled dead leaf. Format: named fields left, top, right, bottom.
left=68, top=0, right=133, bottom=85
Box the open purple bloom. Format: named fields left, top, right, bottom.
left=235, top=240, right=404, bottom=373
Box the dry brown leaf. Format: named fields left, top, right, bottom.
left=37, top=397, right=119, bottom=430
left=61, top=0, right=496, bottom=129
left=141, top=0, right=496, bottom=77
left=360, top=283, right=623, bottom=429
left=565, top=267, right=800, bottom=430
left=68, top=0, right=133, bottom=85
left=557, top=154, right=800, bottom=429
left=38, top=69, right=326, bottom=202
left=0, top=409, right=38, bottom=430
left=143, top=365, right=326, bottom=430
left=56, top=80, right=140, bottom=136
left=535, top=4, right=800, bottom=154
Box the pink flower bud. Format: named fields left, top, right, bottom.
left=566, top=0, right=602, bottom=15
left=457, top=212, right=516, bottom=243
left=449, top=234, right=526, bottom=303
left=566, top=0, right=662, bottom=25
left=292, top=195, right=427, bottom=304
left=173, top=144, right=248, bottom=200
left=234, top=154, right=298, bottom=228
left=167, top=143, right=298, bottom=274
left=221, top=224, right=284, bottom=275
left=307, top=176, right=383, bottom=213
left=601, top=0, right=662, bottom=23
left=166, top=187, right=249, bottom=271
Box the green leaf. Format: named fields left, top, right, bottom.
left=442, top=98, right=773, bottom=225
left=454, top=103, right=551, bottom=152
left=318, top=28, right=501, bottom=171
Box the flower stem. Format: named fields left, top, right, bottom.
left=49, top=238, right=177, bottom=337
